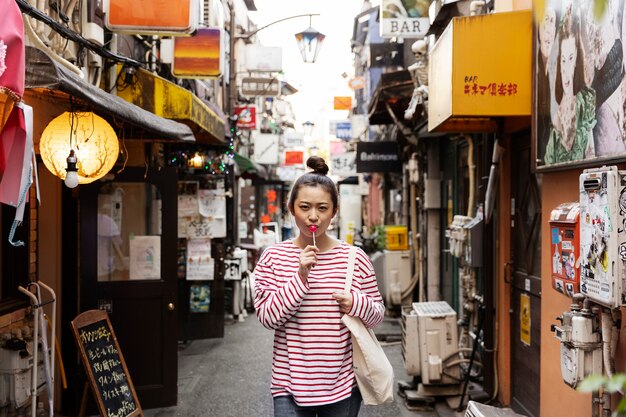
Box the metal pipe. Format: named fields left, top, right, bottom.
left=18, top=286, right=40, bottom=417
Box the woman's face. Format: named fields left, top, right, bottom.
left=539, top=8, right=557, bottom=59
left=290, top=185, right=336, bottom=240
left=560, top=35, right=577, bottom=94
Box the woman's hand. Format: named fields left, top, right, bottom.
left=332, top=291, right=353, bottom=314
left=298, top=245, right=318, bottom=284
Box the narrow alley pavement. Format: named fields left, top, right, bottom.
left=143, top=314, right=467, bottom=417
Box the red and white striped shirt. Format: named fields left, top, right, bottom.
left=254, top=240, right=385, bottom=406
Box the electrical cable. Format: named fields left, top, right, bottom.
left=16, top=0, right=143, bottom=68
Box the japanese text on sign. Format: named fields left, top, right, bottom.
left=72, top=312, right=141, bottom=417
left=463, top=76, right=518, bottom=96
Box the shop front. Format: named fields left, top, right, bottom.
left=427, top=9, right=533, bottom=413
left=21, top=42, right=227, bottom=413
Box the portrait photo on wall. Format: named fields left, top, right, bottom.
left=534, top=0, right=626, bottom=170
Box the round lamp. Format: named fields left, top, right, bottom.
left=39, top=112, right=119, bottom=186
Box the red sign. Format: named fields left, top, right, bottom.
left=234, top=105, right=256, bottom=130
left=284, top=151, right=304, bottom=165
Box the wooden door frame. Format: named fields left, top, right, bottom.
left=64, top=166, right=179, bottom=412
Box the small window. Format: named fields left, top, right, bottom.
left=97, top=183, right=162, bottom=282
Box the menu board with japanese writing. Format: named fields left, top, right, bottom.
left=71, top=310, right=142, bottom=417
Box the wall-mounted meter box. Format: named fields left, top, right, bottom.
left=579, top=166, right=626, bottom=308
left=549, top=202, right=580, bottom=297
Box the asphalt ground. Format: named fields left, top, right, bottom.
left=140, top=313, right=472, bottom=417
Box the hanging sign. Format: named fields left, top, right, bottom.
left=234, top=105, right=257, bottom=130
left=380, top=0, right=429, bottom=38
left=333, top=96, right=352, bottom=111
left=105, top=0, right=198, bottom=35
left=241, top=77, right=280, bottom=97
left=284, top=151, right=304, bottom=166
left=356, top=141, right=401, bottom=173
left=173, top=28, right=223, bottom=79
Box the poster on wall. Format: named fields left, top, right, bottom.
left=189, top=284, right=211, bottom=313
left=186, top=238, right=214, bottom=280
left=129, top=235, right=161, bottom=280
left=534, top=0, right=626, bottom=170
left=178, top=181, right=199, bottom=217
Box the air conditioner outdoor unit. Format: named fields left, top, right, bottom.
left=465, top=400, right=527, bottom=417
left=371, top=250, right=412, bottom=309
left=401, top=301, right=460, bottom=385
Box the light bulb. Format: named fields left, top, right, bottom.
left=64, top=150, right=79, bottom=188
left=64, top=171, right=79, bottom=188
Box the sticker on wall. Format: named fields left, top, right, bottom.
left=520, top=293, right=531, bottom=346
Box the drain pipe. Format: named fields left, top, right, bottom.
left=408, top=154, right=423, bottom=301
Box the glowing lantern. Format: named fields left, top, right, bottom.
left=39, top=112, right=119, bottom=186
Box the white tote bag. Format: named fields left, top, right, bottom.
left=341, top=246, right=394, bottom=405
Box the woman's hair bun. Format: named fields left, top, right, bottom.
left=306, top=156, right=329, bottom=176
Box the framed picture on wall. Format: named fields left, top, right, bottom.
left=533, top=0, right=626, bottom=171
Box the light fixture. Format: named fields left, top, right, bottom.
left=294, top=23, right=325, bottom=64
left=191, top=152, right=204, bottom=168
left=237, top=14, right=324, bottom=64
left=64, top=150, right=79, bottom=188
left=40, top=111, right=119, bottom=187
left=302, top=120, right=315, bottom=136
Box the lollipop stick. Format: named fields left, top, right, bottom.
left=312, top=230, right=316, bottom=247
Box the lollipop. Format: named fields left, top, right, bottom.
left=309, top=225, right=318, bottom=246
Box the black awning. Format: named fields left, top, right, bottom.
left=25, top=47, right=195, bottom=142
left=367, top=70, right=415, bottom=125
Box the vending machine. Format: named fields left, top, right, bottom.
left=549, top=203, right=580, bottom=297
left=579, top=166, right=626, bottom=308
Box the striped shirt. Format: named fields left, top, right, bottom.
left=254, top=240, right=385, bottom=406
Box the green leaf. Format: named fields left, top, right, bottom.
left=606, top=374, right=626, bottom=393
left=594, top=0, right=608, bottom=20
left=578, top=374, right=607, bottom=392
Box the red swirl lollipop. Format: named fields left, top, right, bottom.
left=309, top=225, right=318, bottom=246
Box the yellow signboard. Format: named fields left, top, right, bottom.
left=429, top=11, right=532, bottom=131
left=520, top=293, right=531, bottom=346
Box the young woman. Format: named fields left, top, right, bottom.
left=254, top=156, right=385, bottom=417
left=545, top=9, right=597, bottom=164
left=537, top=3, right=559, bottom=153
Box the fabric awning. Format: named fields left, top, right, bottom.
left=367, top=70, right=416, bottom=125
left=24, top=47, right=195, bottom=142
left=116, top=67, right=226, bottom=145
left=234, top=153, right=267, bottom=179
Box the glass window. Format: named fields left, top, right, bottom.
left=97, top=183, right=161, bottom=282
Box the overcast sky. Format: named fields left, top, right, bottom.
left=249, top=0, right=379, bottom=135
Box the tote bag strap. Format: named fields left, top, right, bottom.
left=344, top=246, right=358, bottom=292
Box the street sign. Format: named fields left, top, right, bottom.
left=241, top=77, right=280, bottom=97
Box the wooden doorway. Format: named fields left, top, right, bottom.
left=79, top=167, right=179, bottom=408
left=510, top=133, right=541, bottom=417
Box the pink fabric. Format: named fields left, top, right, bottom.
left=0, top=105, right=27, bottom=207
left=0, top=0, right=26, bottom=97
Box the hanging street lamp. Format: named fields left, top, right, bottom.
left=294, top=25, right=325, bottom=64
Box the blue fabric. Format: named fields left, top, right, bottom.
left=273, top=386, right=362, bottom=417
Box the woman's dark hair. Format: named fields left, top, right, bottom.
left=554, top=10, right=585, bottom=103
left=288, top=156, right=338, bottom=214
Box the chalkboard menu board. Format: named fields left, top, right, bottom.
left=71, top=310, right=142, bottom=417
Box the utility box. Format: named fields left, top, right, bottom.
left=401, top=302, right=459, bottom=385
left=371, top=250, right=412, bottom=309
left=549, top=202, right=580, bottom=297
left=579, top=166, right=626, bottom=308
